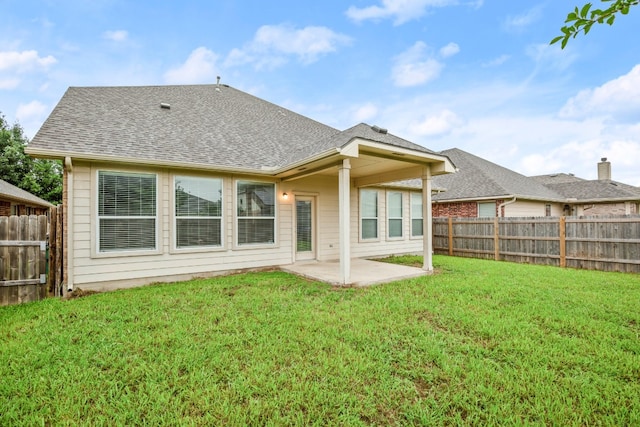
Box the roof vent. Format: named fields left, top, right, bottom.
left=160, top=103, right=170, bottom=109
left=371, top=125, right=388, bottom=134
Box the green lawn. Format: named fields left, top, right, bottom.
left=1, top=256, right=639, bottom=426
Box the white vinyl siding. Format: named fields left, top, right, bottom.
left=360, top=189, right=378, bottom=240
left=237, top=181, right=276, bottom=245
left=387, top=191, right=403, bottom=238
left=174, top=176, right=223, bottom=249
left=411, top=192, right=423, bottom=237
left=98, top=171, right=157, bottom=252
left=478, top=202, right=496, bottom=218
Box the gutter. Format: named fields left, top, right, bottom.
left=498, top=196, right=517, bottom=217
left=25, top=148, right=281, bottom=176
left=64, top=157, right=74, bottom=293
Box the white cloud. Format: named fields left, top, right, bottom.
left=16, top=100, right=47, bottom=122
left=15, top=100, right=49, bottom=138
left=164, top=47, right=219, bottom=84
left=0, top=50, right=57, bottom=72
left=525, top=43, right=577, bottom=73
left=560, top=64, right=640, bottom=121
left=352, top=102, right=378, bottom=122
left=482, top=54, right=510, bottom=67
left=391, top=41, right=443, bottom=87
left=103, top=30, right=129, bottom=42
left=519, top=137, right=640, bottom=185
left=225, top=24, right=351, bottom=69
left=410, top=109, right=464, bottom=136
left=0, top=78, right=20, bottom=89
left=439, top=42, right=460, bottom=58
left=503, top=7, right=542, bottom=32
left=346, top=0, right=459, bottom=25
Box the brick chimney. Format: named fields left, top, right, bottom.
left=597, top=157, right=611, bottom=180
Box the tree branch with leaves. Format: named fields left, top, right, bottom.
left=1, top=113, right=62, bottom=204
left=551, top=0, right=638, bottom=48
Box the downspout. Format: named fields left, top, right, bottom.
left=498, top=196, right=517, bottom=217
left=64, top=157, right=74, bottom=293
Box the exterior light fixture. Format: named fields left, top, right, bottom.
left=283, top=192, right=289, bottom=200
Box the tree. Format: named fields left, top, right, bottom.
left=551, top=0, right=638, bottom=48
left=0, top=113, right=62, bottom=204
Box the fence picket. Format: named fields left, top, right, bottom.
left=0, top=210, right=61, bottom=306
left=434, top=215, right=640, bottom=273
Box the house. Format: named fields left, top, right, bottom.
left=430, top=148, right=567, bottom=217
left=25, top=84, right=455, bottom=291
left=532, top=158, right=640, bottom=216
left=0, top=179, right=52, bottom=216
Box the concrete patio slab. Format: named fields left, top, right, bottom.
left=280, top=258, right=430, bottom=286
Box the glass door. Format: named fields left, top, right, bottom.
left=295, top=196, right=315, bottom=260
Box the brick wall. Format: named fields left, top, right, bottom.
left=433, top=201, right=479, bottom=217
left=0, top=200, right=48, bottom=216
left=584, top=203, right=638, bottom=216
left=0, top=201, right=10, bottom=216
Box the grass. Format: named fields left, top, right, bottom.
left=1, top=255, right=639, bottom=426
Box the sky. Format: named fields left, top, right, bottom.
left=2, top=0, right=640, bottom=185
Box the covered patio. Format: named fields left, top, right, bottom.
left=281, top=257, right=430, bottom=287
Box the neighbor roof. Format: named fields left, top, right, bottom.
left=542, top=179, right=640, bottom=202
left=432, top=148, right=565, bottom=202
left=27, top=84, right=440, bottom=172
left=530, top=173, right=585, bottom=185
left=0, top=179, right=53, bottom=208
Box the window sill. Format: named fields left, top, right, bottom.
left=91, top=248, right=162, bottom=259
left=169, top=245, right=226, bottom=255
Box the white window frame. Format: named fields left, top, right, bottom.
left=410, top=192, right=423, bottom=238
left=360, top=189, right=379, bottom=241
left=387, top=191, right=403, bottom=240
left=173, top=175, right=224, bottom=251
left=235, top=180, right=277, bottom=247
left=96, top=170, right=159, bottom=255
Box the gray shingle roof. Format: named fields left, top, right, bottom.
left=531, top=173, right=585, bottom=185
left=543, top=180, right=640, bottom=201
left=432, top=148, right=565, bottom=201
left=28, top=85, right=440, bottom=171
left=0, top=179, right=53, bottom=207
left=532, top=172, right=640, bottom=201
left=29, top=85, right=340, bottom=170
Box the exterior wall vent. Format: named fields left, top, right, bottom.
left=371, top=125, right=388, bottom=134
left=160, top=103, right=171, bottom=109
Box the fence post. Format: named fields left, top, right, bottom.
left=559, top=216, right=566, bottom=268
left=448, top=217, right=453, bottom=256
left=494, top=217, right=500, bottom=261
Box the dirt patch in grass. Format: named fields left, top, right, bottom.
left=65, top=288, right=100, bottom=299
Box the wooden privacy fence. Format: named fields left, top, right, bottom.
left=433, top=215, right=640, bottom=273
left=0, top=207, right=64, bottom=306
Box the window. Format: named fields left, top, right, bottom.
left=411, top=192, right=423, bottom=237
left=360, top=189, right=378, bottom=239
left=478, top=202, right=496, bottom=218
left=98, top=171, right=157, bottom=252
left=175, top=176, right=222, bottom=248
left=237, top=181, right=275, bottom=245
left=545, top=204, right=551, bottom=217
left=387, top=191, right=403, bottom=238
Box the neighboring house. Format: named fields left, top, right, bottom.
left=0, top=179, right=52, bottom=216
left=430, top=148, right=567, bottom=217
left=25, top=84, right=455, bottom=291
left=532, top=158, right=640, bottom=216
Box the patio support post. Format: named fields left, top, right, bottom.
left=338, top=159, right=351, bottom=284
left=422, top=166, right=433, bottom=271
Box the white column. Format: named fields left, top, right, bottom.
left=422, top=166, right=433, bottom=271
left=338, top=159, right=351, bottom=285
